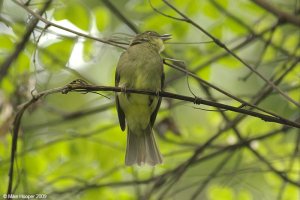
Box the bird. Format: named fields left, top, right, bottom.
left=115, top=31, right=171, bottom=166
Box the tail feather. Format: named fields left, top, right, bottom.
left=125, top=126, right=163, bottom=166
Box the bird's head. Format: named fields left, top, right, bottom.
left=130, top=31, right=171, bottom=52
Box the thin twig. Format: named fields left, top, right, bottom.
left=161, top=0, right=300, bottom=108
left=7, top=80, right=300, bottom=194
left=6, top=1, right=53, bottom=195
left=0, top=0, right=52, bottom=82
left=102, top=0, right=139, bottom=34
left=12, top=0, right=127, bottom=49
left=251, top=0, right=300, bottom=26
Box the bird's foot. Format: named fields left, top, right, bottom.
left=155, top=89, right=162, bottom=97
left=121, top=86, right=127, bottom=93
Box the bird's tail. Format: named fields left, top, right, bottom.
left=125, top=126, right=163, bottom=166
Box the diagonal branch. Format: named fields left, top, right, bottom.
left=251, top=0, right=300, bottom=27
left=160, top=0, right=300, bottom=108
left=102, top=0, right=139, bottom=34
left=12, top=0, right=127, bottom=49
left=163, top=58, right=300, bottom=124
left=7, top=79, right=300, bottom=195
left=0, top=0, right=52, bottom=82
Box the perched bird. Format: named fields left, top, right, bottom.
left=115, top=31, right=171, bottom=166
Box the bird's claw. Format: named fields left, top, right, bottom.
left=155, top=90, right=161, bottom=97
left=121, top=86, right=127, bottom=93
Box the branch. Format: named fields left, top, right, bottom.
left=5, top=1, right=53, bottom=194
left=201, top=78, right=300, bottom=195
left=160, top=0, right=300, bottom=108
left=251, top=0, right=300, bottom=27
left=7, top=80, right=300, bottom=195
left=163, top=59, right=299, bottom=124
left=12, top=0, right=127, bottom=49
left=102, top=0, right=139, bottom=34
left=63, top=81, right=300, bottom=128
left=0, top=0, right=52, bottom=82
left=190, top=153, right=233, bottom=199
left=6, top=86, right=63, bottom=194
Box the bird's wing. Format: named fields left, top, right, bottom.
left=115, top=68, right=126, bottom=131
left=150, top=71, right=165, bottom=127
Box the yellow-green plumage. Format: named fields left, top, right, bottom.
left=115, top=31, right=170, bottom=166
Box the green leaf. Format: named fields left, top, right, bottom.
left=0, top=34, right=14, bottom=50
left=53, top=3, right=90, bottom=31
left=39, top=40, right=74, bottom=71
left=93, top=7, right=111, bottom=31
left=216, top=0, right=228, bottom=8
left=82, top=39, right=94, bottom=61
left=202, top=1, right=220, bottom=19
left=225, top=18, right=248, bottom=36
left=208, top=185, right=234, bottom=200
left=237, top=190, right=252, bottom=200
left=197, top=64, right=211, bottom=81
left=15, top=53, right=30, bottom=74
left=0, top=76, right=15, bottom=94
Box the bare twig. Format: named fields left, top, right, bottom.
left=12, top=0, right=127, bottom=49
left=6, top=1, right=53, bottom=195
left=7, top=80, right=300, bottom=196
left=190, top=153, right=234, bottom=200
left=0, top=0, right=52, bottom=82
left=7, top=86, right=64, bottom=195
left=163, top=58, right=300, bottom=125
left=160, top=0, right=300, bottom=108
left=251, top=0, right=300, bottom=26
left=102, top=0, right=139, bottom=34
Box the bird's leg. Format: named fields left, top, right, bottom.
left=149, top=89, right=161, bottom=106
left=155, top=89, right=161, bottom=97
left=120, top=84, right=131, bottom=99
left=120, top=86, right=127, bottom=93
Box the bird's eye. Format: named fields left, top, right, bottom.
left=141, top=38, right=149, bottom=42
left=146, top=31, right=159, bottom=37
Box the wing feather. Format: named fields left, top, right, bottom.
left=115, top=70, right=126, bottom=131
left=150, top=71, right=164, bottom=127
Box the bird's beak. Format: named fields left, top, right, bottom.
left=160, top=34, right=172, bottom=41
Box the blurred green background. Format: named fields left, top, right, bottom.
left=0, top=0, right=299, bottom=199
